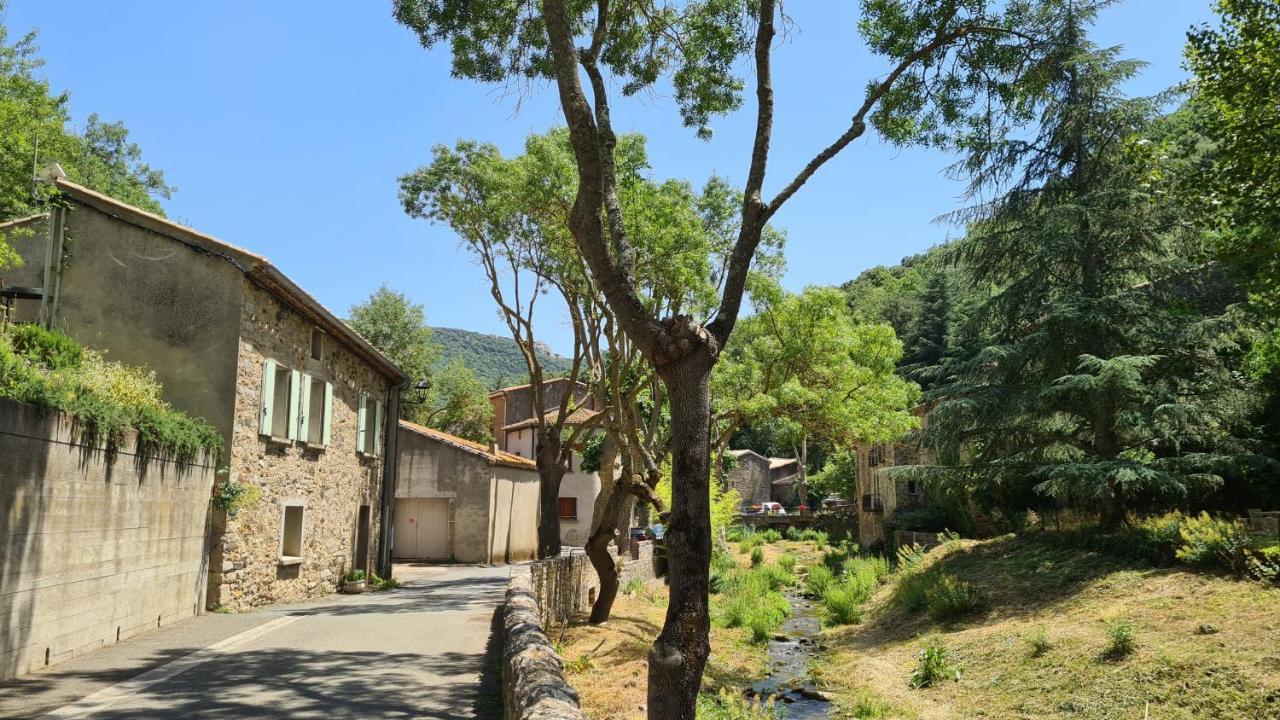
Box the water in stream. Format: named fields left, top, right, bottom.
left=746, top=590, right=833, bottom=718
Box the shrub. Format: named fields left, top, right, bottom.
left=710, top=550, right=737, bottom=594
left=895, top=506, right=949, bottom=532
left=1026, top=627, right=1051, bottom=657
left=908, top=640, right=957, bottom=689
left=1176, top=513, right=1250, bottom=575
left=806, top=564, right=835, bottom=598
left=923, top=573, right=986, bottom=622
left=894, top=571, right=934, bottom=614
left=750, top=546, right=765, bottom=567
left=368, top=572, right=401, bottom=591
left=345, top=569, right=366, bottom=582
left=895, top=543, right=928, bottom=575
left=759, top=562, right=795, bottom=591
left=758, top=528, right=783, bottom=544
left=726, top=526, right=747, bottom=543
left=9, top=324, right=82, bottom=371
left=1103, top=619, right=1136, bottom=660
left=778, top=552, right=797, bottom=574
left=213, top=475, right=262, bottom=514
left=823, top=546, right=852, bottom=573
left=564, top=654, right=594, bottom=674
left=808, top=529, right=830, bottom=548
left=623, top=577, right=646, bottom=596
left=786, top=527, right=803, bottom=541
left=739, top=535, right=763, bottom=554
left=822, top=582, right=864, bottom=625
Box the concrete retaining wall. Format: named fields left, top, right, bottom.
left=0, top=398, right=217, bottom=680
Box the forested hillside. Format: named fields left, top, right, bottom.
left=430, top=326, right=571, bottom=390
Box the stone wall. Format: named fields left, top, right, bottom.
left=0, top=399, right=217, bottom=680
left=726, top=452, right=771, bottom=508
left=208, top=280, right=390, bottom=610
left=528, top=541, right=661, bottom=627
left=503, top=566, right=587, bottom=720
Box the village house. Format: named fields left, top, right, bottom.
left=854, top=406, right=933, bottom=545
left=490, top=378, right=602, bottom=546
left=394, top=420, right=539, bottom=563
left=7, top=169, right=408, bottom=611
left=724, top=449, right=801, bottom=511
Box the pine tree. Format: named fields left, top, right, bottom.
left=916, top=14, right=1261, bottom=528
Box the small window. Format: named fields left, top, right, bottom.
left=906, top=480, right=920, bottom=496
left=259, top=360, right=299, bottom=440
left=280, top=504, right=305, bottom=563
left=558, top=497, right=578, bottom=520
left=357, top=394, right=383, bottom=456
left=310, top=328, right=324, bottom=360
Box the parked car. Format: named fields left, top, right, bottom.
left=629, top=527, right=649, bottom=541
left=649, top=524, right=667, bottom=540
left=761, top=502, right=787, bottom=516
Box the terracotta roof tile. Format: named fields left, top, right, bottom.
left=398, top=420, right=536, bottom=470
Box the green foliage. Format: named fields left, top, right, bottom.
left=9, top=324, right=81, bottom=370
left=717, top=567, right=791, bottom=644
left=1186, top=0, right=1280, bottom=322
left=758, top=562, right=795, bottom=592
left=368, top=572, right=401, bottom=591
left=1103, top=619, right=1137, bottom=660
left=777, top=553, right=797, bottom=575
left=623, top=577, right=646, bottom=596
left=724, top=525, right=746, bottom=543
left=714, top=282, right=920, bottom=458
left=894, top=506, right=950, bottom=533
left=695, top=689, right=777, bottom=720
left=895, top=544, right=929, bottom=576
left=423, top=357, right=493, bottom=443
left=821, top=583, right=864, bottom=626
left=805, top=565, right=835, bottom=599
left=429, top=326, right=570, bottom=389
left=922, top=573, right=986, bottom=622
left=347, top=285, right=439, bottom=394
left=1176, top=513, right=1250, bottom=574
left=749, top=546, right=764, bottom=568
left=808, top=449, right=859, bottom=504
left=1025, top=627, right=1051, bottom=657
left=0, top=325, right=220, bottom=461
left=213, top=475, right=261, bottom=514
left=345, top=569, right=366, bottom=582
left=756, top=528, right=782, bottom=544
left=708, top=550, right=736, bottom=595
left=908, top=641, right=958, bottom=689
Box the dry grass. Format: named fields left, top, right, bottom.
left=553, top=578, right=769, bottom=720
left=819, top=535, right=1280, bottom=720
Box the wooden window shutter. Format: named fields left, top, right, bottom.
left=298, top=373, right=311, bottom=442
left=259, top=359, right=277, bottom=437
left=357, top=393, right=368, bottom=453
left=321, top=381, right=334, bottom=447
left=373, top=399, right=384, bottom=457
left=287, top=369, right=302, bottom=441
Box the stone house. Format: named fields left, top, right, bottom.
left=855, top=406, right=933, bottom=545
left=490, top=379, right=602, bottom=546
left=724, top=449, right=802, bottom=510
left=395, top=420, right=539, bottom=563
left=9, top=172, right=408, bottom=611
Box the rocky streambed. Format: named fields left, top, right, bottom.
left=745, top=590, right=833, bottom=718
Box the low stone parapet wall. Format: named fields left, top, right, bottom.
left=503, top=566, right=588, bottom=720
left=503, top=540, right=663, bottom=718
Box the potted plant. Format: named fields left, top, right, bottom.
left=212, top=470, right=262, bottom=518
left=342, top=569, right=367, bottom=594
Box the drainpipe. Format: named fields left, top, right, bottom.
left=376, top=378, right=408, bottom=579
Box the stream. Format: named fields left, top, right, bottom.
left=747, top=590, right=833, bottom=718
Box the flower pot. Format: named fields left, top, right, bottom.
left=341, top=579, right=367, bottom=594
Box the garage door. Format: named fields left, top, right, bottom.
left=393, top=498, right=451, bottom=560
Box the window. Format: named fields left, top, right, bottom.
left=558, top=497, right=578, bottom=520
left=906, top=480, right=920, bottom=496
left=259, top=360, right=300, bottom=440
left=358, top=393, right=384, bottom=456
left=279, top=504, right=305, bottom=563
left=310, top=327, right=324, bottom=360
left=868, top=445, right=885, bottom=467
left=300, top=375, right=333, bottom=447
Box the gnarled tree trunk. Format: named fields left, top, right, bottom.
left=536, top=429, right=568, bottom=558
left=646, top=353, right=714, bottom=717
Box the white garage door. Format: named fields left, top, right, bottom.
left=393, top=498, right=451, bottom=560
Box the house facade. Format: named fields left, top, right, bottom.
left=11, top=173, right=407, bottom=611
left=490, top=379, right=601, bottom=546
left=724, top=449, right=802, bottom=510
left=395, top=421, right=539, bottom=564
left=855, top=407, right=933, bottom=545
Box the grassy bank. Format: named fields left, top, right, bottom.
left=819, top=535, right=1280, bottom=719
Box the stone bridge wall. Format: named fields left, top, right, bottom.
left=503, top=540, right=663, bottom=718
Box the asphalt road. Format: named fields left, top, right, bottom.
left=0, top=564, right=509, bottom=720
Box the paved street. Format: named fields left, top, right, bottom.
left=0, top=565, right=509, bottom=720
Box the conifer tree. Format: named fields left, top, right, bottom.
left=913, top=16, right=1259, bottom=527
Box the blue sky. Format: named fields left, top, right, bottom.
left=5, top=1, right=1213, bottom=355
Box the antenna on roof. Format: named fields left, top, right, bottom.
left=35, top=162, right=68, bottom=184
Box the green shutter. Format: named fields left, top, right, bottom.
left=298, top=373, right=312, bottom=443
left=287, top=369, right=302, bottom=441
left=374, top=400, right=384, bottom=457
left=357, top=393, right=368, bottom=454
left=259, top=359, right=277, bottom=437
left=321, top=381, right=333, bottom=447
